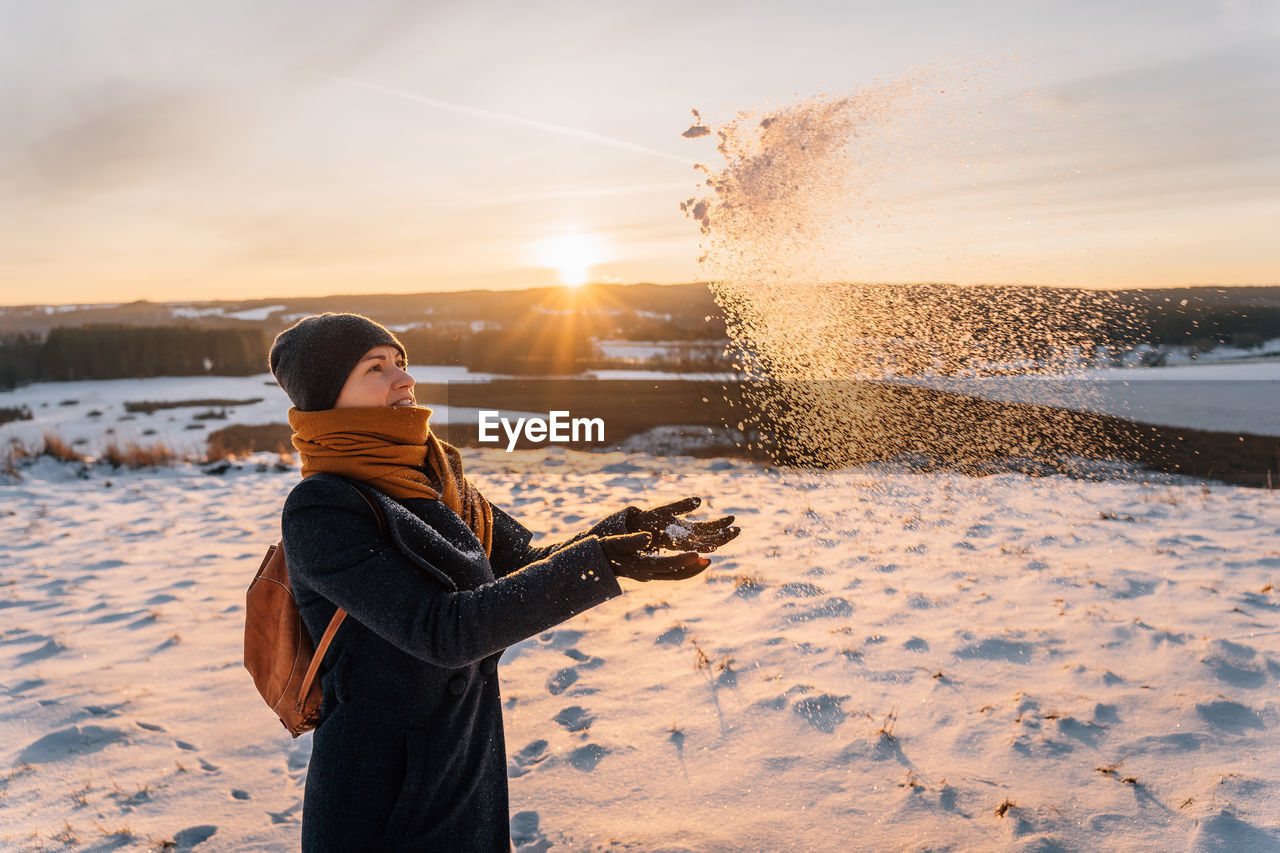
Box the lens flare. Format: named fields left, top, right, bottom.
left=535, top=231, right=606, bottom=288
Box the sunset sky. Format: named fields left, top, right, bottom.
left=2, top=0, right=1278, bottom=305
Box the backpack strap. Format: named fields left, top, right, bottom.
left=295, top=481, right=388, bottom=709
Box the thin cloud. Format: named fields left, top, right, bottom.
left=342, top=78, right=696, bottom=166
left=456, top=181, right=700, bottom=208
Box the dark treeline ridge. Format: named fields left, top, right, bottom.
left=395, top=321, right=599, bottom=375
left=0, top=326, right=268, bottom=389
left=6, top=283, right=1276, bottom=350
left=288, top=283, right=728, bottom=342
left=3, top=283, right=1278, bottom=388
left=779, top=284, right=1280, bottom=354
left=0, top=320, right=607, bottom=390
left=0, top=285, right=719, bottom=388
left=1013, top=286, right=1280, bottom=350
left=1130, top=300, right=1280, bottom=350
left=0, top=283, right=730, bottom=341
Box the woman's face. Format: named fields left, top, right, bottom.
left=333, top=345, right=416, bottom=409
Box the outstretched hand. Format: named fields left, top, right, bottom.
left=599, top=532, right=709, bottom=582
left=626, top=496, right=740, bottom=554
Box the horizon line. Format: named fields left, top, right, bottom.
left=7, top=280, right=1280, bottom=311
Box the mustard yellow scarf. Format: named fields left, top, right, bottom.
left=288, top=405, right=492, bottom=557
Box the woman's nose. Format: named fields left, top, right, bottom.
left=395, top=365, right=414, bottom=389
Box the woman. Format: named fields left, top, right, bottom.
left=269, top=313, right=740, bottom=852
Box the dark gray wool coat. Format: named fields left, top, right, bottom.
left=281, top=472, right=636, bottom=852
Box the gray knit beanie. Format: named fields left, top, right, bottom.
left=269, top=313, right=407, bottom=411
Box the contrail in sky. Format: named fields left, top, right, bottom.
left=341, top=78, right=696, bottom=166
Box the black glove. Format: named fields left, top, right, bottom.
left=599, top=532, right=709, bottom=582
left=626, top=496, right=740, bottom=554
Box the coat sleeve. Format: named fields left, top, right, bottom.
left=487, top=502, right=641, bottom=578
left=282, top=480, right=625, bottom=670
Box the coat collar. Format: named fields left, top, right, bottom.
left=315, top=474, right=495, bottom=592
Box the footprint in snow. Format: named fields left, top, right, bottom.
left=1201, top=639, right=1269, bottom=688
left=1093, top=703, right=1121, bottom=724
left=1189, top=810, right=1280, bottom=853
left=1196, top=699, right=1264, bottom=733
left=567, top=744, right=609, bottom=772
left=268, top=800, right=302, bottom=824
left=563, top=648, right=604, bottom=669
left=902, top=637, right=929, bottom=652
left=90, top=609, right=146, bottom=624
left=755, top=695, right=789, bottom=711
left=775, top=581, right=825, bottom=598
left=16, top=638, right=67, bottom=666
left=509, top=740, right=550, bottom=777
left=19, top=725, right=128, bottom=763
left=9, top=678, right=45, bottom=694
left=511, top=810, right=552, bottom=853
left=154, top=635, right=182, bottom=652
left=286, top=742, right=311, bottom=772
left=954, top=636, right=1033, bottom=663
left=539, top=629, right=583, bottom=650
left=173, top=824, right=217, bottom=849
left=792, top=694, right=849, bottom=733
left=553, top=706, right=595, bottom=732
left=780, top=596, right=854, bottom=624
left=546, top=667, right=579, bottom=695
left=655, top=625, right=686, bottom=646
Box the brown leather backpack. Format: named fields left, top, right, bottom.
left=244, top=483, right=386, bottom=737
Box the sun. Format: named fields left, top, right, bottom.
left=535, top=231, right=606, bottom=288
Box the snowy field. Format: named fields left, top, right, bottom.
left=0, top=368, right=514, bottom=461
left=901, top=359, right=1280, bottom=439
left=0, top=369, right=737, bottom=460
left=2, top=357, right=1276, bottom=463
left=2, top=445, right=1279, bottom=852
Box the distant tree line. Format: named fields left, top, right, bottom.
left=3, top=289, right=1276, bottom=388
left=791, top=286, right=1280, bottom=362
left=397, top=322, right=599, bottom=374
left=1128, top=302, right=1280, bottom=351
left=0, top=325, right=268, bottom=389
left=0, top=333, right=41, bottom=391
left=0, top=321, right=605, bottom=389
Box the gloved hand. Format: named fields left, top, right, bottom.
left=598, top=532, right=709, bottom=582
left=626, top=496, right=740, bottom=554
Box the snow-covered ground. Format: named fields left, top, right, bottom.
left=595, top=340, right=690, bottom=361
left=0, top=369, right=510, bottom=459
left=1116, top=338, right=1280, bottom=369
left=983, top=360, right=1280, bottom=383
left=899, top=359, right=1280, bottom=438
left=583, top=369, right=740, bottom=382
left=167, top=306, right=288, bottom=322
left=5, top=356, right=1274, bottom=465
left=1, top=449, right=1278, bottom=851
left=593, top=339, right=730, bottom=364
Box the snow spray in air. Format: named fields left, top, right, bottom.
left=680, top=75, right=1143, bottom=475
